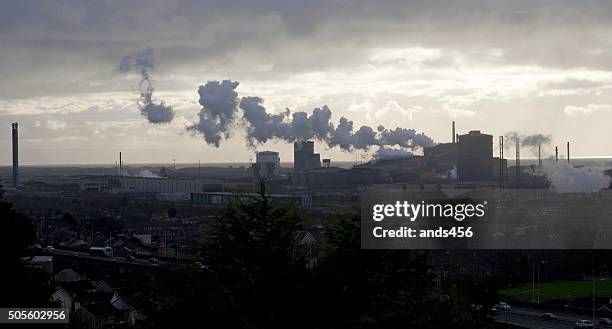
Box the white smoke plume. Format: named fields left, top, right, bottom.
left=187, top=80, right=240, bottom=147
left=187, top=80, right=435, bottom=152
left=543, top=161, right=610, bottom=193
left=372, top=147, right=414, bottom=161
left=120, top=47, right=174, bottom=124
left=135, top=169, right=161, bottom=178
left=238, top=93, right=434, bottom=151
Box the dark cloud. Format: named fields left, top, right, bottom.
left=3, top=0, right=612, bottom=98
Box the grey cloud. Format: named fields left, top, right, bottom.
left=4, top=0, right=612, bottom=99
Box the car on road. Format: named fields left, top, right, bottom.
left=542, top=313, right=557, bottom=320
left=574, top=319, right=594, bottom=328
left=192, top=261, right=208, bottom=270
left=148, top=257, right=159, bottom=263
left=493, top=302, right=511, bottom=311
left=599, top=318, right=612, bottom=326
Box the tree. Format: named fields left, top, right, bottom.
left=316, top=213, right=492, bottom=329
left=198, top=192, right=314, bottom=328
left=136, top=192, right=315, bottom=329
left=136, top=194, right=491, bottom=329
left=0, top=185, right=50, bottom=307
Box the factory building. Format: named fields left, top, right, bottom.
left=113, top=177, right=223, bottom=194
left=356, top=156, right=426, bottom=182
left=252, top=151, right=281, bottom=179
left=296, top=166, right=389, bottom=187
left=293, top=141, right=321, bottom=173
left=191, top=192, right=312, bottom=207
left=424, top=142, right=457, bottom=173
left=457, top=130, right=495, bottom=182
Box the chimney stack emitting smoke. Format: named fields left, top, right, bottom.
left=452, top=121, right=456, bottom=144
left=555, top=146, right=559, bottom=162
left=538, top=143, right=542, bottom=167
left=12, top=122, right=18, bottom=188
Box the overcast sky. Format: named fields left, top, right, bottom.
left=1, top=0, right=612, bottom=165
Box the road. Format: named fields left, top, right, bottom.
left=494, top=306, right=609, bottom=328
left=47, top=248, right=178, bottom=268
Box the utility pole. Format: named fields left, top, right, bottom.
left=593, top=276, right=596, bottom=322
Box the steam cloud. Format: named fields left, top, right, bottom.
left=543, top=161, right=610, bottom=193
left=120, top=47, right=174, bottom=124
left=187, top=81, right=434, bottom=154
left=187, top=80, right=240, bottom=147
left=372, top=147, right=414, bottom=161
left=239, top=97, right=435, bottom=151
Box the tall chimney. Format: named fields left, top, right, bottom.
left=567, top=141, right=570, bottom=165
left=555, top=146, right=558, bottom=162
left=12, top=122, right=19, bottom=187
left=538, top=144, right=542, bottom=167
left=515, top=138, right=520, bottom=189
left=119, top=152, right=122, bottom=176
left=499, top=136, right=504, bottom=189
left=452, top=121, right=456, bottom=143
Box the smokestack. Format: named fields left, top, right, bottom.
left=538, top=143, right=542, bottom=167
left=12, top=122, right=19, bottom=187
left=515, top=138, right=520, bottom=189
left=499, top=136, right=504, bottom=189
left=119, top=152, right=122, bottom=176
left=452, top=121, right=456, bottom=143
left=567, top=141, right=570, bottom=165
left=555, top=146, right=558, bottom=162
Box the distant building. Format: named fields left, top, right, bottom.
left=424, top=142, right=457, bottom=173
left=253, top=151, right=281, bottom=179
left=78, top=180, right=107, bottom=192
left=356, top=157, right=425, bottom=183
left=293, top=141, right=321, bottom=173
left=112, top=177, right=223, bottom=194
left=457, top=130, right=494, bottom=182
left=294, top=166, right=389, bottom=187
left=191, top=192, right=312, bottom=208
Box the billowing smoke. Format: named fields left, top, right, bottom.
left=543, top=161, right=610, bottom=193
left=120, top=47, right=174, bottom=124
left=504, top=132, right=552, bottom=155
left=187, top=80, right=240, bottom=147
left=522, top=133, right=552, bottom=155
left=238, top=94, right=434, bottom=151
left=239, top=97, right=334, bottom=147
left=504, top=131, right=521, bottom=144
left=372, top=147, right=414, bottom=161
left=187, top=79, right=434, bottom=153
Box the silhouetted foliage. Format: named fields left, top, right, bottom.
left=0, top=185, right=50, bottom=307
left=134, top=194, right=491, bottom=329
left=317, top=213, right=492, bottom=328
left=62, top=212, right=77, bottom=227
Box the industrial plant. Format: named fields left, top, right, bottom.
left=2, top=121, right=605, bottom=204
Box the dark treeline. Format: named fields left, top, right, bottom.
left=0, top=185, right=52, bottom=307
left=132, top=192, right=492, bottom=329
